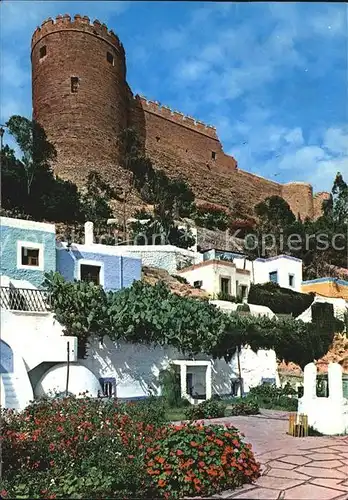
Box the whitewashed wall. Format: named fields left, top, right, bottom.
left=76, top=338, right=279, bottom=399
left=253, top=256, right=303, bottom=291
left=179, top=262, right=252, bottom=297
left=59, top=242, right=203, bottom=275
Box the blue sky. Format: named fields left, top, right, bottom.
left=0, top=1, right=347, bottom=194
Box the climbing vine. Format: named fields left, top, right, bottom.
left=44, top=272, right=343, bottom=368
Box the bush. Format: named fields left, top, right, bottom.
left=236, top=303, right=250, bottom=312
left=194, top=203, right=230, bottom=231
left=144, top=422, right=261, bottom=498
left=116, top=396, right=167, bottom=427
left=248, top=282, right=314, bottom=317
left=216, top=292, right=238, bottom=302
left=172, top=274, right=189, bottom=285
left=185, top=399, right=226, bottom=420
left=248, top=383, right=298, bottom=411
left=229, top=401, right=259, bottom=416
left=0, top=397, right=260, bottom=499
left=159, top=367, right=184, bottom=408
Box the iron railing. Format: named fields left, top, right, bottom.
left=0, top=286, right=51, bottom=312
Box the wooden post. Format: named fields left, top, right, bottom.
left=66, top=341, right=70, bottom=397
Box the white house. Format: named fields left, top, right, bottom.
left=177, top=258, right=251, bottom=300
left=253, top=255, right=303, bottom=292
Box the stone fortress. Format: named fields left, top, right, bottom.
left=31, top=14, right=330, bottom=220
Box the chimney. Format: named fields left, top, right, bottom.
left=84, top=221, right=94, bottom=245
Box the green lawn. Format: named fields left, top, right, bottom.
left=165, top=407, right=187, bottom=422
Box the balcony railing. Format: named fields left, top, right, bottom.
left=0, top=286, right=51, bottom=312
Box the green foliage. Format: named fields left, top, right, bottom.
left=229, top=401, right=259, bottom=416
left=185, top=399, right=227, bottom=420
left=236, top=303, right=250, bottom=312
left=2, top=119, right=82, bottom=223
left=43, top=271, right=110, bottom=357
left=129, top=211, right=196, bottom=249
left=247, top=383, right=298, bottom=411
left=216, top=292, right=238, bottom=302
left=45, top=273, right=342, bottom=369
left=159, top=366, right=183, bottom=408
left=194, top=203, right=230, bottom=231
left=79, top=171, right=117, bottom=223
left=248, top=282, right=314, bottom=317
left=172, top=274, right=189, bottom=285
left=247, top=174, right=348, bottom=278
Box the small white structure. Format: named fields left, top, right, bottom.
left=177, top=259, right=251, bottom=299
left=298, top=362, right=348, bottom=435
left=253, top=255, right=303, bottom=292
left=34, top=363, right=102, bottom=399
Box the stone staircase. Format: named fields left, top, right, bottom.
left=1, top=373, right=20, bottom=409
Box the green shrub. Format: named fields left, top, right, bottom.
left=216, top=292, right=238, bottom=302
left=229, top=401, right=259, bottom=416
left=172, top=274, right=189, bottom=285
left=185, top=399, right=226, bottom=420
left=116, top=396, right=167, bottom=426
left=248, top=282, right=314, bottom=317
left=248, top=383, right=298, bottom=411
left=236, top=303, right=250, bottom=312
left=159, top=367, right=182, bottom=408
left=145, top=422, right=261, bottom=498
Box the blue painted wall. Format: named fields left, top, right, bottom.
left=56, top=247, right=142, bottom=291
left=0, top=224, right=56, bottom=288
left=0, top=340, right=14, bottom=373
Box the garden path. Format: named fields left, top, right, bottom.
left=206, top=410, right=348, bottom=500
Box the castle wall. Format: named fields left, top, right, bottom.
left=281, top=183, right=314, bottom=220
left=30, top=14, right=328, bottom=221
left=31, top=15, right=129, bottom=186
left=137, top=100, right=291, bottom=215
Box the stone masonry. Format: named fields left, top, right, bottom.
left=31, top=15, right=330, bottom=220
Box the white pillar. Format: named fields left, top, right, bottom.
left=180, top=364, right=188, bottom=400
left=84, top=221, right=94, bottom=246
left=328, top=362, right=343, bottom=402
left=303, top=362, right=317, bottom=399
left=205, top=363, right=212, bottom=400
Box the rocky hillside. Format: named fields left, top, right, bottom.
left=141, top=266, right=209, bottom=299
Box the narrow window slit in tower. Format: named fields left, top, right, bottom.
left=71, top=77, right=79, bottom=93
left=39, top=46, right=47, bottom=59
left=107, top=52, right=114, bottom=65
left=156, top=136, right=160, bottom=142
left=211, top=151, right=216, bottom=160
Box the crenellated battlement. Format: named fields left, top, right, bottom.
left=137, top=95, right=218, bottom=140
left=31, top=14, right=124, bottom=55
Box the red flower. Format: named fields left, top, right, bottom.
left=158, top=479, right=166, bottom=487
left=176, top=449, right=184, bottom=456
left=0, top=490, right=8, bottom=498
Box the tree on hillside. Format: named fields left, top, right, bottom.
left=79, top=171, right=119, bottom=223
left=245, top=195, right=296, bottom=258
left=6, top=116, right=56, bottom=197
left=323, top=172, right=348, bottom=225
left=2, top=116, right=81, bottom=222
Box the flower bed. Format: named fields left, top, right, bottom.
left=0, top=396, right=260, bottom=499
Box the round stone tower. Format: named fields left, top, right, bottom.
left=31, top=14, right=129, bottom=185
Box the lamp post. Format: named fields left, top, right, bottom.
left=0, top=125, right=5, bottom=210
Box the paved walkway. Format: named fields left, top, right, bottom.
left=206, top=410, right=348, bottom=500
